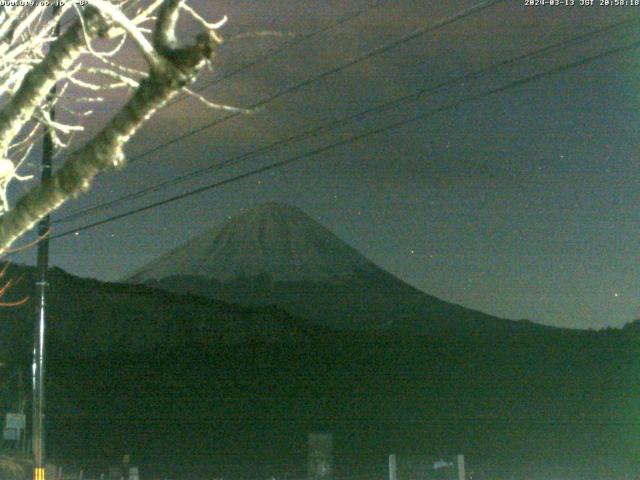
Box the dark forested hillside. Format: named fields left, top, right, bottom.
left=42, top=330, right=640, bottom=480
left=0, top=263, right=638, bottom=479
left=0, top=264, right=328, bottom=362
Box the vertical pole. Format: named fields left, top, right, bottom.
left=307, top=433, right=333, bottom=480
left=388, top=454, right=397, bottom=480
left=456, top=454, right=465, bottom=480
left=17, top=370, right=23, bottom=453
left=33, top=6, right=59, bottom=480
left=33, top=112, right=52, bottom=479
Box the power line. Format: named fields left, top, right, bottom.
left=49, top=37, right=640, bottom=241
left=47, top=0, right=391, bottom=168
left=63, top=0, right=389, bottom=87
left=123, top=0, right=506, bottom=164
left=165, top=0, right=392, bottom=106
left=53, top=15, right=640, bottom=225
left=53, top=0, right=511, bottom=224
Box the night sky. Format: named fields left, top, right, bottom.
left=7, top=0, right=640, bottom=330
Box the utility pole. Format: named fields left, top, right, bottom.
left=388, top=454, right=397, bottom=480
left=33, top=6, right=59, bottom=480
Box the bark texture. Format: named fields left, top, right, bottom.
left=0, top=1, right=220, bottom=254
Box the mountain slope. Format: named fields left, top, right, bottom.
left=128, top=202, right=380, bottom=283
left=127, top=203, right=556, bottom=333
left=0, top=265, right=634, bottom=478
left=46, top=329, right=640, bottom=480
left=0, top=264, right=328, bottom=362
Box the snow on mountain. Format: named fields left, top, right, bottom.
left=128, top=202, right=379, bottom=283
left=127, top=203, right=552, bottom=333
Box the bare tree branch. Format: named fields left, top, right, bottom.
left=0, top=0, right=225, bottom=255
left=0, top=8, right=111, bottom=154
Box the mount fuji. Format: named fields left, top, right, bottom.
left=127, top=202, right=551, bottom=333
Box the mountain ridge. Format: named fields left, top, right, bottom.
left=0, top=263, right=331, bottom=362
left=128, top=202, right=380, bottom=283
left=127, top=202, right=560, bottom=333
left=0, top=263, right=636, bottom=478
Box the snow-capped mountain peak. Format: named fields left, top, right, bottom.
left=128, top=202, right=376, bottom=283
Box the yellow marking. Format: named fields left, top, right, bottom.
left=34, top=467, right=45, bottom=480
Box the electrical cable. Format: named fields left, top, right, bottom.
left=53, top=15, right=640, bottom=225
left=123, top=0, right=507, bottom=164
left=49, top=36, right=640, bottom=241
